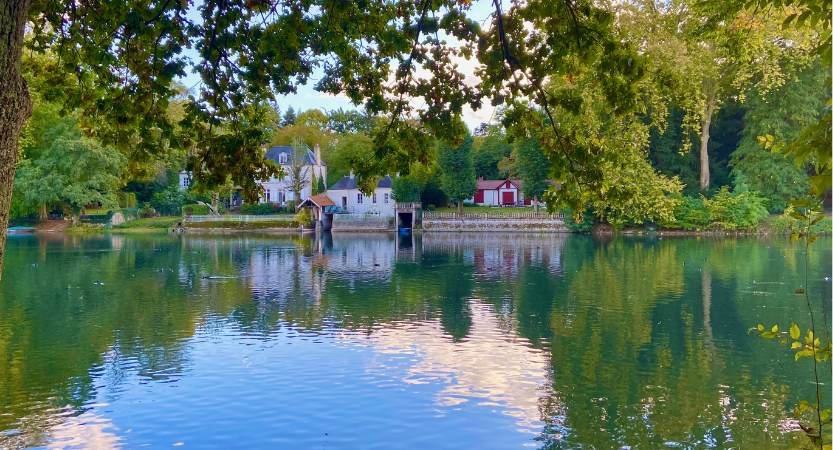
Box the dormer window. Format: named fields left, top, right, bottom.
left=279, top=153, right=288, bottom=164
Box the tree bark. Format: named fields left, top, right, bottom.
left=0, top=0, right=33, bottom=280
left=457, top=200, right=463, bottom=215
left=533, top=194, right=539, bottom=213
left=699, top=93, right=716, bottom=192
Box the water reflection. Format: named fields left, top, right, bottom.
left=0, top=233, right=830, bottom=448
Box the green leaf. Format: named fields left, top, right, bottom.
left=791, top=341, right=802, bottom=349
left=790, top=323, right=800, bottom=340
left=770, top=324, right=779, bottom=333
left=757, top=323, right=765, bottom=332
left=795, top=348, right=815, bottom=361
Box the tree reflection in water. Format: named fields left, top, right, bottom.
left=0, top=233, right=829, bottom=448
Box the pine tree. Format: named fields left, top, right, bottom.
left=438, top=136, right=477, bottom=214
left=282, top=107, right=297, bottom=127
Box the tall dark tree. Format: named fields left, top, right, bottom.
left=515, top=138, right=550, bottom=211
left=437, top=136, right=476, bottom=214
left=282, top=107, right=297, bottom=127
left=473, top=131, right=512, bottom=180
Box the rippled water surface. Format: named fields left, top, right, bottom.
left=1, top=233, right=830, bottom=449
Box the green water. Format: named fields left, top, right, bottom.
left=0, top=233, right=830, bottom=449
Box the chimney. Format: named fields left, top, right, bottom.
left=314, top=143, right=321, bottom=165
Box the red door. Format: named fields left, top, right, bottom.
left=474, top=189, right=484, bottom=204
left=501, top=190, right=515, bottom=205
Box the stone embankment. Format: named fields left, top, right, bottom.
left=422, top=211, right=567, bottom=232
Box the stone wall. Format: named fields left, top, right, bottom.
left=331, top=214, right=394, bottom=231
left=422, top=217, right=567, bottom=232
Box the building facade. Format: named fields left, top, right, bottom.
left=326, top=175, right=395, bottom=216
left=472, top=179, right=530, bottom=206
left=258, top=144, right=327, bottom=205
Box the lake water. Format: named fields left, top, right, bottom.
left=0, top=233, right=830, bottom=449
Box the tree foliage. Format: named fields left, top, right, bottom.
left=732, top=63, right=827, bottom=212
left=437, top=136, right=476, bottom=212
left=472, top=129, right=512, bottom=180
left=514, top=138, right=550, bottom=209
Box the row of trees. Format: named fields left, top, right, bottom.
left=3, top=0, right=829, bottom=266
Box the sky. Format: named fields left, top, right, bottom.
left=180, top=0, right=498, bottom=131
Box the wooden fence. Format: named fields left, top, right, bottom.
left=423, top=211, right=564, bottom=220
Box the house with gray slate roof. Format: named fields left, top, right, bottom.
left=178, top=144, right=326, bottom=207
left=257, top=144, right=326, bottom=205
left=326, top=174, right=395, bottom=216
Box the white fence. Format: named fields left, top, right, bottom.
left=423, top=211, right=564, bottom=220
left=184, top=214, right=295, bottom=223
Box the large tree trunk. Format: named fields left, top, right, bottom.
left=0, top=0, right=33, bottom=280
left=457, top=200, right=464, bottom=215
left=699, top=93, right=717, bottom=192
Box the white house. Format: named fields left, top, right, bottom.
left=178, top=171, right=192, bottom=190
left=178, top=144, right=326, bottom=207
left=258, top=144, right=327, bottom=205
left=326, top=174, right=395, bottom=216
left=471, top=178, right=529, bottom=206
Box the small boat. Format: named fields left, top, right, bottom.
left=398, top=227, right=411, bottom=235
left=8, top=226, right=34, bottom=235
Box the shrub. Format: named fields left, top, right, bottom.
left=662, top=189, right=768, bottom=231
left=562, top=208, right=594, bottom=233
left=240, top=203, right=283, bottom=215
left=666, top=196, right=711, bottom=230
left=139, top=203, right=159, bottom=218
left=767, top=206, right=833, bottom=235
left=704, top=188, right=768, bottom=231
left=182, top=203, right=211, bottom=216
left=150, top=185, right=188, bottom=216
left=294, top=208, right=313, bottom=227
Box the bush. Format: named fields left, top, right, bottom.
left=182, top=203, right=211, bottom=216
left=667, top=196, right=711, bottom=230
left=562, top=208, right=594, bottom=233
left=294, top=208, right=313, bottom=227
left=663, top=188, right=769, bottom=231
left=766, top=206, right=833, bottom=235
left=239, top=203, right=283, bottom=215
left=704, top=188, right=768, bottom=231
left=139, top=204, right=159, bottom=218
left=150, top=185, right=188, bottom=216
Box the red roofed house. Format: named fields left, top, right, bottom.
left=472, top=178, right=531, bottom=206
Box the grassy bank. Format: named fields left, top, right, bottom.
left=111, top=216, right=181, bottom=233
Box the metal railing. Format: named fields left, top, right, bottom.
left=394, top=202, right=422, bottom=210
left=184, top=214, right=295, bottom=223
left=423, top=211, right=564, bottom=220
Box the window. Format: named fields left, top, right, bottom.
left=357, top=193, right=363, bottom=204
left=265, top=190, right=271, bottom=203
left=372, top=193, right=377, bottom=204
left=342, top=196, right=347, bottom=208
left=279, top=191, right=286, bottom=203
left=384, top=193, right=389, bottom=203
left=279, top=153, right=288, bottom=164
